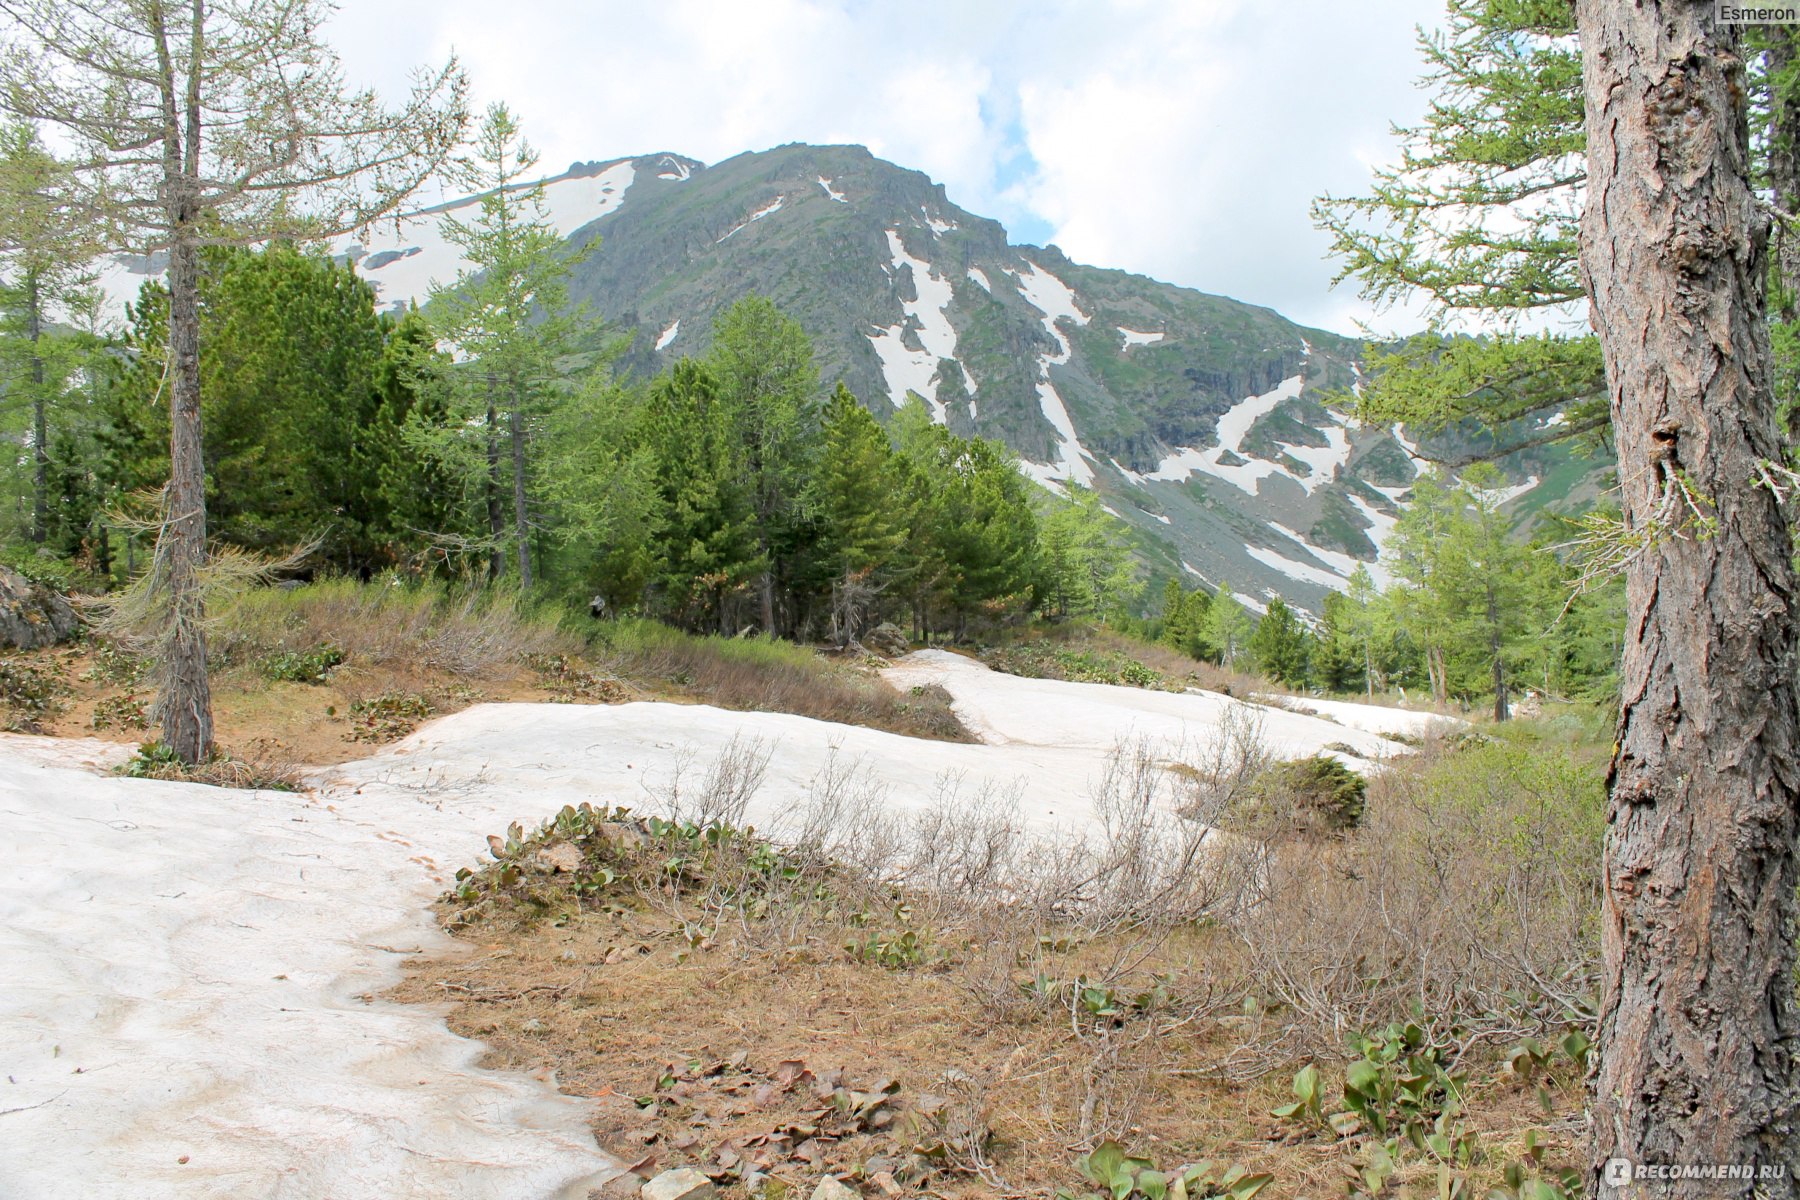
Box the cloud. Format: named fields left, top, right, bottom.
left=323, top=0, right=1451, bottom=335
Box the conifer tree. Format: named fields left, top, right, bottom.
left=0, top=0, right=466, bottom=761
left=0, top=123, right=99, bottom=547
left=421, top=103, right=582, bottom=590
left=707, top=296, right=823, bottom=635
left=1248, top=596, right=1310, bottom=686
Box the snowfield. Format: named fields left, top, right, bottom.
left=0, top=652, right=1429, bottom=1198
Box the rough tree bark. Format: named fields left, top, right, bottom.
left=1575, top=3, right=1800, bottom=1194
left=151, top=3, right=214, bottom=764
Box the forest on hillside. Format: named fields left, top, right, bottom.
left=1, top=102, right=1623, bottom=720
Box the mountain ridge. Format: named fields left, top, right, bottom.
left=94, top=142, right=1593, bottom=614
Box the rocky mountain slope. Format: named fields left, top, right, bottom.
left=96, top=144, right=1595, bottom=613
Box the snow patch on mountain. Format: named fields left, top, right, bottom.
left=345, top=159, right=639, bottom=315
left=817, top=176, right=847, bottom=203
left=1481, top=475, right=1541, bottom=506
left=1118, top=327, right=1164, bottom=349
left=1247, top=543, right=1350, bottom=590
left=966, top=267, right=992, bottom=293
left=1283, top=424, right=1352, bottom=493
left=1146, top=374, right=1306, bottom=495
left=655, top=319, right=681, bottom=351
left=923, top=208, right=957, bottom=234
left=1012, top=262, right=1096, bottom=489
left=866, top=230, right=971, bottom=420
left=716, top=196, right=785, bottom=243
left=655, top=155, right=693, bottom=181
left=1269, top=520, right=1389, bottom=588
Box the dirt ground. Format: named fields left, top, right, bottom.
left=391, top=899, right=1587, bottom=1199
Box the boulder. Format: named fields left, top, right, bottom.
left=0, top=566, right=80, bottom=651
left=641, top=1168, right=716, bottom=1200
left=811, top=1179, right=862, bottom=1200
left=864, top=622, right=909, bottom=658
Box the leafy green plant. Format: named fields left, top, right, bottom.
left=844, top=928, right=927, bottom=969
left=261, top=643, right=344, bottom=683
left=1487, top=1130, right=1582, bottom=1200
left=0, top=657, right=68, bottom=731
left=1272, top=1063, right=1326, bottom=1127
left=92, top=691, right=151, bottom=732
left=1058, top=1141, right=1272, bottom=1200
left=347, top=690, right=433, bottom=742
left=1505, top=1030, right=1591, bottom=1114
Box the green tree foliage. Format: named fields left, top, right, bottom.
left=96, top=246, right=427, bottom=574
left=0, top=124, right=101, bottom=549
left=1314, top=0, right=1608, bottom=455
left=1038, top=486, right=1140, bottom=621
left=1205, top=582, right=1254, bottom=670
left=415, top=103, right=585, bottom=588
left=1249, top=596, right=1311, bottom=686
left=706, top=296, right=824, bottom=634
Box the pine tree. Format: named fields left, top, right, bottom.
left=1248, top=596, right=1310, bottom=686
left=639, top=360, right=761, bottom=632
left=817, top=383, right=903, bottom=643
left=707, top=296, right=823, bottom=635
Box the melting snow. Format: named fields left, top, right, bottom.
left=1480, top=475, right=1540, bottom=506
left=817, top=176, right=847, bottom=203
left=1281, top=424, right=1352, bottom=493
left=332, top=160, right=638, bottom=315
left=1118, top=327, right=1164, bottom=349
left=716, top=197, right=785, bottom=243
left=656, top=155, right=693, bottom=181
left=655, top=319, right=681, bottom=351
left=923, top=207, right=957, bottom=234
left=966, top=267, right=992, bottom=293
left=1268, top=520, right=1390, bottom=589
left=1012, top=262, right=1096, bottom=488
left=1146, top=374, right=1306, bottom=495
left=866, top=229, right=971, bottom=420
left=1246, top=543, right=1350, bottom=590
left=0, top=735, right=623, bottom=1200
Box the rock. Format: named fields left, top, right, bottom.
left=641, top=1168, right=716, bottom=1200
left=811, top=1179, right=861, bottom=1200
left=864, top=622, right=909, bottom=657
left=0, top=566, right=80, bottom=651
left=539, top=842, right=583, bottom=873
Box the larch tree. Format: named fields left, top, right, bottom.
left=424, top=102, right=583, bottom=590
left=1574, top=3, right=1800, bottom=1192
left=0, top=0, right=466, bottom=762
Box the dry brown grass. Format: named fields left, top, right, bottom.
left=594, top=618, right=970, bottom=743
left=395, top=730, right=1601, bottom=1199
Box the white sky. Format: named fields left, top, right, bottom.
left=324, top=0, right=1449, bottom=337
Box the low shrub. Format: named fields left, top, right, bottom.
left=593, top=617, right=970, bottom=742
left=260, top=643, right=344, bottom=684
left=121, top=740, right=304, bottom=791
left=347, top=691, right=434, bottom=743
left=0, top=657, right=68, bottom=732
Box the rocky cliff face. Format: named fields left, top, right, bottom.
left=96, top=143, right=1597, bottom=613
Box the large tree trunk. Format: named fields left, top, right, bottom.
left=27, top=268, right=46, bottom=545
left=508, top=385, right=531, bottom=589
left=153, top=1, right=213, bottom=765
left=1576, top=5, right=1800, bottom=1193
